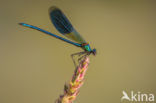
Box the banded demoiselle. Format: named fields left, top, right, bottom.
left=19, top=6, right=96, bottom=66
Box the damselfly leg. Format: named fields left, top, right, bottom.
left=71, top=51, right=86, bottom=67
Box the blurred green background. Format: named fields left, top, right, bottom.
left=0, top=0, right=156, bottom=103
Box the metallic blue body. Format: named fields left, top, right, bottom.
left=19, top=23, right=81, bottom=47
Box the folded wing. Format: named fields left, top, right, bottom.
left=49, top=6, right=86, bottom=44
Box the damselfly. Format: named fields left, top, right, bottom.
left=19, top=6, right=96, bottom=66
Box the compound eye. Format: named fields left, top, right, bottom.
left=92, top=48, right=96, bottom=55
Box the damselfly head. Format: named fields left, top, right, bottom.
left=92, top=48, right=96, bottom=56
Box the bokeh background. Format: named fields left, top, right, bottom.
left=0, top=0, right=156, bottom=103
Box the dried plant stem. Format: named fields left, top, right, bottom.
left=56, top=56, right=90, bottom=103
